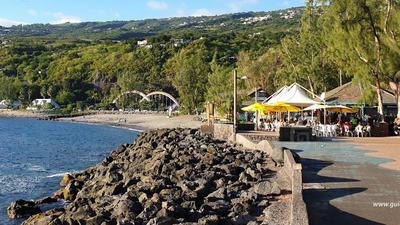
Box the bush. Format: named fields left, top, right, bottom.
left=42, top=103, right=55, bottom=110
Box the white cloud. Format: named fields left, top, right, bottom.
left=27, top=9, right=38, bottom=16
left=0, top=18, right=26, bottom=27
left=282, top=1, right=290, bottom=7
left=147, top=0, right=168, bottom=10
left=192, top=9, right=216, bottom=17
left=50, top=12, right=81, bottom=24
left=229, top=0, right=260, bottom=13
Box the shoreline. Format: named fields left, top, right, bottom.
left=1, top=110, right=203, bottom=132
left=60, top=119, right=146, bottom=132
left=0, top=109, right=47, bottom=119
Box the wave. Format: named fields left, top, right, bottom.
left=27, top=164, right=47, bottom=172
left=110, top=125, right=143, bottom=132
left=46, top=172, right=71, bottom=178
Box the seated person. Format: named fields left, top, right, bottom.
left=351, top=117, right=358, bottom=128
left=343, top=122, right=352, bottom=136
left=364, top=122, right=372, bottom=136
left=265, top=121, right=272, bottom=131
left=259, top=120, right=265, bottom=130
left=394, top=118, right=400, bottom=135
left=336, top=120, right=344, bottom=135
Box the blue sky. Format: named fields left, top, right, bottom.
left=0, top=0, right=304, bottom=27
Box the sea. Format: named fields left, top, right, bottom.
left=0, top=118, right=139, bottom=225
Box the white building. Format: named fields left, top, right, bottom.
left=0, top=100, right=8, bottom=109
left=28, top=99, right=60, bottom=110
left=137, top=40, right=148, bottom=47
left=0, top=100, right=20, bottom=109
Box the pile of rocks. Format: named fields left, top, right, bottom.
left=8, top=128, right=289, bottom=225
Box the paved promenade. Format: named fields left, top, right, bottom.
left=274, top=138, right=400, bottom=225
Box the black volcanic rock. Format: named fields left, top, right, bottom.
left=7, top=200, right=42, bottom=219
left=9, top=128, right=286, bottom=225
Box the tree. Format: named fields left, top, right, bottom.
left=164, top=41, right=210, bottom=114
left=322, top=0, right=392, bottom=118
left=275, top=0, right=340, bottom=94
left=380, top=0, right=400, bottom=118
left=206, top=54, right=234, bottom=117
left=236, top=49, right=282, bottom=94
left=0, top=76, right=20, bottom=101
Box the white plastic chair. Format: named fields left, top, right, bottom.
left=319, top=124, right=326, bottom=137
left=327, top=125, right=337, bottom=137
left=355, top=125, right=364, bottom=137
left=364, top=126, right=371, bottom=137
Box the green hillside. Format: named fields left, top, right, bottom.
left=0, top=7, right=303, bottom=40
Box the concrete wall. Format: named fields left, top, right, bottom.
left=213, top=123, right=234, bottom=141
left=235, top=134, right=309, bottom=225
left=235, top=134, right=274, bottom=155
left=282, top=149, right=309, bottom=225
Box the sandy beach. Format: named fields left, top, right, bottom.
left=0, top=110, right=204, bottom=131
left=57, top=113, right=203, bottom=131
left=347, top=137, right=400, bottom=171
left=0, top=109, right=46, bottom=118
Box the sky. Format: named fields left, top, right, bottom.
left=0, top=0, right=305, bottom=27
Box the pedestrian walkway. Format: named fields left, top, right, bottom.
left=274, top=140, right=400, bottom=225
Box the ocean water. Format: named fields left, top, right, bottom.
left=0, top=118, right=138, bottom=225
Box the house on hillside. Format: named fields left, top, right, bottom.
left=27, top=99, right=60, bottom=110
left=137, top=40, right=148, bottom=47
left=0, top=100, right=20, bottom=109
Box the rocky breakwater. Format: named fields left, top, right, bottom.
left=8, top=128, right=290, bottom=225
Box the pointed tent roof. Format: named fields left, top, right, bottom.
left=264, top=85, right=289, bottom=105
left=265, top=83, right=320, bottom=107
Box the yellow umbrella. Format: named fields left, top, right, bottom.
left=263, top=102, right=301, bottom=113
left=326, top=105, right=358, bottom=113
left=241, top=102, right=268, bottom=130
left=241, top=102, right=267, bottom=112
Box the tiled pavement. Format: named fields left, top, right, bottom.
left=274, top=140, right=400, bottom=225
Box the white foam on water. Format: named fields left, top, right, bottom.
left=110, top=125, right=143, bottom=132
left=27, top=164, right=47, bottom=172
left=46, top=172, right=71, bottom=178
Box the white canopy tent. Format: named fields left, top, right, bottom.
left=264, top=83, right=320, bottom=107
left=264, top=83, right=322, bottom=122
left=264, top=85, right=289, bottom=105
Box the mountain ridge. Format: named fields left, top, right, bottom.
left=0, top=7, right=304, bottom=41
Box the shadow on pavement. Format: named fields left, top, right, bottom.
left=301, top=157, right=384, bottom=225
left=301, top=158, right=360, bottom=183
left=304, top=188, right=383, bottom=225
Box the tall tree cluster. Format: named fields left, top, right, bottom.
left=320, top=0, right=400, bottom=117
left=235, top=0, right=400, bottom=118
left=1, top=2, right=400, bottom=117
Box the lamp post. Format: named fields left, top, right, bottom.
left=233, top=70, right=238, bottom=142
left=233, top=70, right=248, bottom=142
